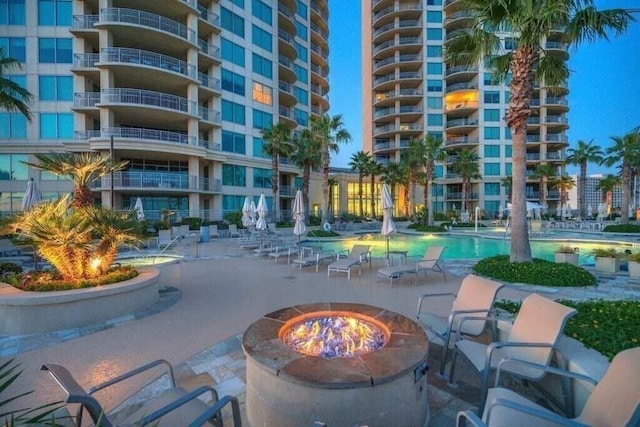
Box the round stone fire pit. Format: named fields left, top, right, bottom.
left=242, top=303, right=429, bottom=426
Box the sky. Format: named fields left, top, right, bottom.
left=327, top=1, right=640, bottom=175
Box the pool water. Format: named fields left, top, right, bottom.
left=316, top=234, right=633, bottom=265
left=117, top=255, right=182, bottom=267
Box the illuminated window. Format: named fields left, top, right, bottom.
left=252, top=82, right=272, bottom=105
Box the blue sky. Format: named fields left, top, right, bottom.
left=327, top=1, right=640, bottom=174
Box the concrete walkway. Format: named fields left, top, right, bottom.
left=4, top=235, right=638, bottom=426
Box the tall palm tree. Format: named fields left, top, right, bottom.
left=446, top=0, right=633, bottom=262
left=400, top=138, right=427, bottom=221
left=25, top=153, right=128, bottom=209
left=566, top=140, right=603, bottom=218
left=0, top=48, right=34, bottom=120
left=553, top=175, right=576, bottom=215
left=308, top=114, right=352, bottom=225
left=290, top=130, right=321, bottom=219
left=597, top=174, right=621, bottom=218
left=262, top=122, right=294, bottom=221
left=380, top=162, right=406, bottom=216
left=421, top=134, right=447, bottom=226
left=451, top=149, right=481, bottom=214
left=602, top=128, right=640, bottom=224
left=348, top=151, right=372, bottom=218
left=365, top=158, right=383, bottom=219
left=532, top=163, right=556, bottom=209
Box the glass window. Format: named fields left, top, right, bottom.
left=252, top=0, right=272, bottom=25
left=0, top=37, right=26, bottom=61
left=294, top=86, right=308, bottom=105
left=38, top=0, right=71, bottom=25
left=484, top=91, right=500, bottom=103
left=296, top=20, right=308, bottom=41
left=253, top=167, right=272, bottom=188
left=39, top=75, right=73, bottom=101
left=1, top=0, right=25, bottom=24
left=252, top=109, right=272, bottom=130
left=427, top=79, right=443, bottom=92
left=294, top=108, right=308, bottom=126
left=505, top=127, right=512, bottom=139
left=426, top=45, right=442, bottom=58
left=39, top=113, right=73, bottom=138
left=252, top=24, right=272, bottom=51
left=221, top=68, right=245, bottom=95
left=483, top=72, right=500, bottom=86
left=484, top=183, right=500, bottom=195
left=505, top=163, right=512, bottom=175
left=221, top=7, right=245, bottom=37
left=505, top=144, right=512, bottom=157
left=229, top=0, right=244, bottom=8
left=427, top=114, right=442, bottom=126
left=221, top=130, right=246, bottom=154
left=294, top=64, right=308, bottom=83
left=0, top=154, right=27, bottom=181
left=252, top=82, right=272, bottom=105
left=426, top=28, right=442, bottom=41
left=427, top=62, right=442, bottom=75
left=0, top=113, right=27, bottom=139
left=485, top=200, right=500, bottom=217
left=296, top=0, right=307, bottom=19
left=505, top=91, right=510, bottom=102
left=484, top=127, right=500, bottom=140
left=427, top=0, right=442, bottom=4
left=222, top=164, right=246, bottom=186
left=434, top=165, right=443, bottom=178
left=484, top=144, right=500, bottom=157
left=484, top=109, right=500, bottom=121
left=253, top=137, right=270, bottom=158
left=426, top=11, right=442, bottom=23
left=252, top=53, right=272, bottom=79
left=221, top=38, right=245, bottom=67
left=295, top=41, right=308, bottom=62
left=221, top=100, right=246, bottom=125
left=427, top=96, right=442, bottom=109
left=484, top=163, right=500, bottom=176
left=38, top=37, right=72, bottom=63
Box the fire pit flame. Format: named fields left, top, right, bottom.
left=282, top=315, right=386, bottom=358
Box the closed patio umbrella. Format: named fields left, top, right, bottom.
left=563, top=203, right=572, bottom=218
left=133, top=197, right=145, bottom=220
left=249, top=200, right=257, bottom=227
left=256, top=194, right=268, bottom=246
left=292, top=190, right=306, bottom=244
left=587, top=204, right=593, bottom=218
left=380, top=183, right=396, bottom=264
left=21, top=178, right=40, bottom=211
left=242, top=197, right=252, bottom=228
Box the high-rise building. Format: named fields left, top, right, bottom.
left=0, top=0, right=329, bottom=221
left=362, top=0, right=568, bottom=219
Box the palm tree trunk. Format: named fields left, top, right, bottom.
left=579, top=162, right=587, bottom=218
left=621, top=164, right=631, bottom=224
left=540, top=178, right=547, bottom=208
left=404, top=182, right=410, bottom=218
left=303, top=164, right=311, bottom=221
left=462, top=178, right=468, bottom=213
left=272, top=156, right=279, bottom=222
left=74, top=185, right=94, bottom=209
left=370, top=173, right=376, bottom=219
left=358, top=175, right=364, bottom=218
left=321, top=146, right=330, bottom=225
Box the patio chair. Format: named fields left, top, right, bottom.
left=41, top=359, right=241, bottom=427
left=416, top=274, right=505, bottom=376
left=291, top=246, right=336, bottom=271
left=327, top=244, right=371, bottom=280
left=376, top=246, right=446, bottom=286
left=210, top=224, right=220, bottom=239
left=228, top=224, right=241, bottom=238
left=456, top=346, right=640, bottom=427
left=448, top=293, right=577, bottom=415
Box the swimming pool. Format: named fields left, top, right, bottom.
left=314, top=233, right=635, bottom=265
left=116, top=255, right=183, bottom=267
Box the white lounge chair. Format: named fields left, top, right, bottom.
left=377, top=246, right=446, bottom=286
left=416, top=274, right=505, bottom=376
left=291, top=246, right=336, bottom=271
left=228, top=224, right=241, bottom=238
left=448, top=293, right=577, bottom=415
left=209, top=224, right=220, bottom=239
left=327, top=244, right=371, bottom=280
left=456, top=347, right=640, bottom=427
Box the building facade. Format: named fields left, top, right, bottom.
left=361, top=0, right=569, bottom=219
left=0, top=0, right=329, bottom=222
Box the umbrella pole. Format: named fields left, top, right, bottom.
left=386, top=237, right=390, bottom=265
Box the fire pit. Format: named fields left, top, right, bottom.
left=243, top=303, right=429, bottom=426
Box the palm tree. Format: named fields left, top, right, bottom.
left=532, top=163, right=556, bottom=209
left=566, top=140, right=603, bottom=218
left=446, top=0, right=633, bottom=262
left=602, top=128, right=640, bottom=224
left=364, top=158, right=383, bottom=219
left=380, top=162, right=406, bottom=216
left=597, top=174, right=621, bottom=218
left=25, top=152, right=128, bottom=209
left=421, top=135, right=447, bottom=226
left=290, top=130, right=321, bottom=219
left=308, top=114, right=352, bottom=225
left=348, top=151, right=372, bottom=218
left=400, top=138, right=427, bottom=221
left=451, top=149, right=481, bottom=214
left=0, top=48, right=34, bottom=120
left=262, top=122, right=294, bottom=222
left=553, top=175, right=576, bottom=215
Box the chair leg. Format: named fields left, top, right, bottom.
left=439, top=334, right=451, bottom=377
left=477, top=369, right=491, bottom=417
left=447, top=346, right=459, bottom=387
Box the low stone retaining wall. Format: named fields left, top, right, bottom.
left=0, top=268, right=160, bottom=335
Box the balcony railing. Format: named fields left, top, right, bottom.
left=544, top=115, right=568, bottom=125
left=374, top=88, right=423, bottom=102
left=279, top=29, right=295, bottom=45
left=278, top=3, right=295, bottom=20
left=310, top=21, right=328, bottom=39
left=77, top=127, right=198, bottom=146
left=101, top=47, right=197, bottom=79
left=545, top=134, right=568, bottom=143
left=374, top=3, right=422, bottom=22
left=72, top=14, right=99, bottom=29
left=198, top=139, right=221, bottom=151
left=198, top=72, right=221, bottom=91
left=445, top=65, right=477, bottom=76
left=545, top=97, right=568, bottom=106
left=445, top=118, right=478, bottom=128
left=310, top=63, right=328, bottom=77
left=101, top=88, right=196, bottom=115
left=310, top=1, right=328, bottom=21
left=444, top=136, right=479, bottom=146
left=373, top=19, right=421, bottom=38
left=100, top=8, right=196, bottom=43
left=445, top=82, right=477, bottom=93
left=199, top=107, right=221, bottom=124
left=92, top=171, right=195, bottom=190
left=73, top=53, right=99, bottom=68
left=198, top=40, right=221, bottom=59
left=197, top=5, right=220, bottom=27
left=73, top=92, right=101, bottom=107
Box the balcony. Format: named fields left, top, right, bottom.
left=72, top=53, right=99, bottom=70
left=446, top=82, right=477, bottom=94
left=373, top=88, right=423, bottom=106
left=526, top=134, right=541, bottom=144
left=373, top=123, right=423, bottom=137
left=544, top=115, right=569, bottom=127
left=373, top=3, right=422, bottom=25
left=199, top=107, right=221, bottom=126
left=92, top=171, right=197, bottom=191
left=75, top=127, right=198, bottom=146
left=198, top=40, right=221, bottom=65
left=278, top=80, right=297, bottom=106
left=374, top=105, right=423, bottom=120
left=99, top=8, right=196, bottom=44
left=279, top=29, right=297, bottom=59
left=71, top=14, right=99, bottom=30
left=445, top=65, right=478, bottom=77
left=373, top=19, right=421, bottom=42
left=198, top=72, right=221, bottom=93
left=278, top=55, right=296, bottom=82
left=444, top=136, right=479, bottom=147
left=101, top=88, right=196, bottom=115
left=374, top=54, right=422, bottom=72
left=73, top=92, right=101, bottom=108
left=445, top=118, right=478, bottom=130
left=100, top=47, right=197, bottom=80
left=197, top=4, right=220, bottom=33
left=310, top=1, right=329, bottom=22
left=544, top=134, right=568, bottom=144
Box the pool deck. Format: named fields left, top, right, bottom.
left=3, top=227, right=639, bottom=426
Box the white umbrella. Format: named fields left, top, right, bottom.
left=21, top=178, right=40, bottom=211
left=498, top=204, right=505, bottom=219
left=597, top=202, right=607, bottom=219
left=292, top=190, right=306, bottom=243
left=587, top=204, right=593, bottom=218
left=256, top=193, right=268, bottom=246
left=563, top=203, right=572, bottom=218
left=133, top=197, right=145, bottom=220
left=249, top=200, right=257, bottom=226
left=380, top=183, right=396, bottom=264
left=241, top=197, right=252, bottom=228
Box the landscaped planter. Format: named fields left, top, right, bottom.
left=595, top=257, right=619, bottom=274
left=0, top=268, right=160, bottom=335
left=555, top=252, right=579, bottom=266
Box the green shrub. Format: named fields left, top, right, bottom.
left=7, top=266, right=138, bottom=292
left=181, top=217, right=202, bottom=230
left=602, top=224, right=640, bottom=233
left=0, top=262, right=22, bottom=275
left=556, top=245, right=578, bottom=254
left=495, top=299, right=640, bottom=360
left=308, top=215, right=321, bottom=226
left=628, top=252, right=640, bottom=262
left=591, top=248, right=619, bottom=258
left=473, top=255, right=596, bottom=287
left=307, top=229, right=340, bottom=238
left=223, top=211, right=242, bottom=227
left=407, top=224, right=447, bottom=233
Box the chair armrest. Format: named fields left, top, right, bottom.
left=336, top=249, right=349, bottom=259
left=137, top=385, right=219, bottom=426
left=456, top=410, right=486, bottom=426
left=453, top=315, right=506, bottom=343
left=187, top=395, right=241, bottom=427
left=495, top=358, right=597, bottom=388
left=485, top=397, right=587, bottom=426
left=484, top=342, right=554, bottom=379
left=417, top=292, right=456, bottom=316
left=87, top=359, right=176, bottom=394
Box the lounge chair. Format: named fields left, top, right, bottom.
left=41, top=359, right=241, bottom=427
left=327, top=244, right=371, bottom=280
left=291, top=246, right=336, bottom=271
left=456, top=346, right=640, bottom=427
left=448, top=293, right=577, bottom=415
left=416, top=274, right=504, bottom=376
left=228, top=224, right=241, bottom=238
left=268, top=245, right=299, bottom=263
left=209, top=224, right=220, bottom=239
left=376, top=246, right=446, bottom=286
